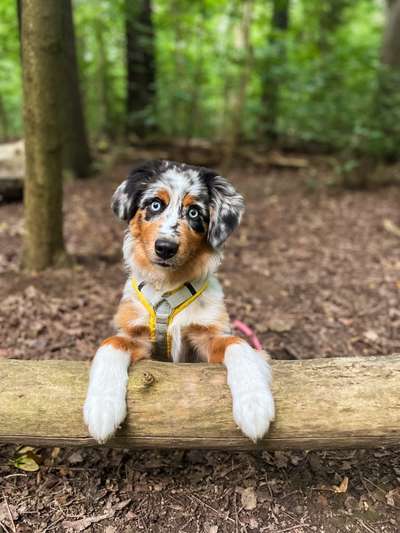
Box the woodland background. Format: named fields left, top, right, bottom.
left=1, top=1, right=400, bottom=532
left=1, top=0, right=400, bottom=165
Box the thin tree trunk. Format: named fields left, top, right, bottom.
left=0, top=95, right=9, bottom=141
left=222, top=0, right=254, bottom=171
left=183, top=59, right=203, bottom=143
left=170, top=0, right=184, bottom=137
left=184, top=9, right=206, bottom=143
left=60, top=0, right=91, bottom=178
left=94, top=20, right=114, bottom=138
left=125, top=0, right=155, bottom=136
left=374, top=0, right=400, bottom=161
left=260, top=0, right=289, bottom=143
left=22, top=0, right=66, bottom=271
left=381, top=0, right=400, bottom=67
left=16, top=0, right=22, bottom=43
left=218, top=2, right=238, bottom=140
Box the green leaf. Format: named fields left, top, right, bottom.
left=11, top=454, right=40, bottom=472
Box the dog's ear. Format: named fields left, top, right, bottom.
left=201, top=169, right=244, bottom=249
left=111, top=160, right=162, bottom=222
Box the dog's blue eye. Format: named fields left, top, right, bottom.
left=150, top=201, right=162, bottom=212
left=188, top=207, right=199, bottom=219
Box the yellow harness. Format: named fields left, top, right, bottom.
left=131, top=276, right=208, bottom=358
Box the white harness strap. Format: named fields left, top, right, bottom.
left=131, top=276, right=209, bottom=359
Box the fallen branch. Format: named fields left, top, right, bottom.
left=0, top=356, right=399, bottom=450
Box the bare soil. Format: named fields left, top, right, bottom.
left=0, top=151, right=399, bottom=532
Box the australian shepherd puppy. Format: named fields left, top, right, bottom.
left=84, top=160, right=275, bottom=443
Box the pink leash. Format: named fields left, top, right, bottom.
left=232, top=319, right=262, bottom=350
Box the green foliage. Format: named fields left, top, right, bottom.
left=74, top=0, right=125, bottom=137
left=0, top=0, right=398, bottom=160
left=275, top=0, right=384, bottom=150
left=0, top=1, right=21, bottom=139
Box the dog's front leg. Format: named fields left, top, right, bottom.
left=223, top=340, right=275, bottom=442
left=83, top=330, right=151, bottom=443
left=186, top=327, right=275, bottom=442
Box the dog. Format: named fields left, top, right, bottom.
left=83, top=160, right=275, bottom=443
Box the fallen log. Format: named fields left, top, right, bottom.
left=0, top=356, right=399, bottom=450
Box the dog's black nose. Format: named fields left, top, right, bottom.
left=155, top=239, right=179, bottom=260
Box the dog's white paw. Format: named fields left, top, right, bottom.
left=231, top=387, right=275, bottom=442
left=224, top=342, right=275, bottom=443
left=83, top=344, right=131, bottom=443
left=84, top=393, right=127, bottom=444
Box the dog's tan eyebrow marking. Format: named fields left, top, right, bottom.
left=182, top=194, right=197, bottom=207
left=156, top=189, right=170, bottom=205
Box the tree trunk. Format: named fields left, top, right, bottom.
left=382, top=0, right=400, bottom=66
left=0, top=95, right=9, bottom=141
left=260, top=0, right=290, bottom=143
left=1, top=356, right=400, bottom=450
left=125, top=0, right=155, bottom=136
left=94, top=20, right=115, bottom=138
left=218, top=2, right=238, bottom=140
left=170, top=0, right=185, bottom=137
left=16, top=0, right=22, bottom=44
left=374, top=0, right=400, bottom=160
left=60, top=0, right=91, bottom=178
left=222, top=0, right=254, bottom=171
left=183, top=8, right=206, bottom=143
left=21, top=0, right=66, bottom=271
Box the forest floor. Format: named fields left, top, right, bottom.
left=0, top=148, right=400, bottom=532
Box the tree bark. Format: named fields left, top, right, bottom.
left=381, top=0, right=400, bottom=70
left=21, top=0, right=66, bottom=271
left=94, top=19, right=115, bottom=138
left=260, top=0, right=290, bottom=143
left=222, top=0, right=254, bottom=171
left=374, top=0, right=400, bottom=160
left=125, top=0, right=155, bottom=136
left=60, top=0, right=91, bottom=178
left=16, top=0, right=22, bottom=45
left=1, top=356, right=399, bottom=450
left=0, top=95, right=9, bottom=141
